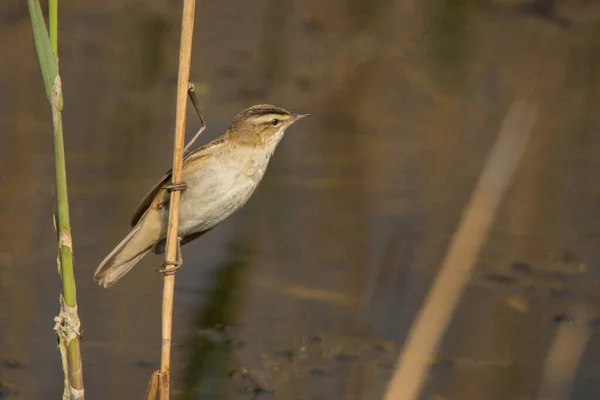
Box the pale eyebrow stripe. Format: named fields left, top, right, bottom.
left=254, top=113, right=290, bottom=124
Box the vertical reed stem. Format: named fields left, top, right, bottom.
left=29, top=0, right=84, bottom=397
left=48, top=1, right=84, bottom=398
left=158, top=0, right=196, bottom=399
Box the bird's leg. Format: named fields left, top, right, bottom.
left=188, top=82, right=206, bottom=126
left=157, top=237, right=183, bottom=275
left=183, top=82, right=207, bottom=154
left=176, top=237, right=183, bottom=265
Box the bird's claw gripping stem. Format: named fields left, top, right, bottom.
left=165, top=181, right=187, bottom=192
left=156, top=237, right=183, bottom=276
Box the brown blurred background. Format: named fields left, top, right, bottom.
left=1, top=0, right=600, bottom=399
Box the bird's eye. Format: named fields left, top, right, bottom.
left=271, top=119, right=280, bottom=126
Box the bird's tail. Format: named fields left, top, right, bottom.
left=94, top=215, right=160, bottom=288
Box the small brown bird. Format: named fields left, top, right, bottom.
left=94, top=104, right=310, bottom=288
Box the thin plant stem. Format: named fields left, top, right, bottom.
left=28, top=0, right=84, bottom=398
left=536, top=304, right=591, bottom=400
left=49, top=0, right=58, bottom=54
left=53, top=78, right=84, bottom=399
left=146, top=371, right=160, bottom=400
left=158, top=0, right=197, bottom=399
left=382, top=102, right=537, bottom=400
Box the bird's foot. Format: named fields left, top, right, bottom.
left=156, top=260, right=182, bottom=276
left=165, top=181, right=187, bottom=192
left=155, top=237, right=183, bottom=276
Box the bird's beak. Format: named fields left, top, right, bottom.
left=292, top=113, right=311, bottom=121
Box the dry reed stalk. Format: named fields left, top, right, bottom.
left=156, top=0, right=197, bottom=399
left=146, top=370, right=160, bottom=400
left=383, top=101, right=537, bottom=400
left=536, top=305, right=591, bottom=400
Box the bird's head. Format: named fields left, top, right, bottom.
left=227, top=104, right=310, bottom=146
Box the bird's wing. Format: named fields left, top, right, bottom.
left=129, top=137, right=227, bottom=227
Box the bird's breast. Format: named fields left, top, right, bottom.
left=176, top=147, right=272, bottom=233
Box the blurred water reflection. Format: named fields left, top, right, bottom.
left=2, top=0, right=600, bottom=399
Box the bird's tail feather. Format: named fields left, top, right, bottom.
left=94, top=218, right=158, bottom=288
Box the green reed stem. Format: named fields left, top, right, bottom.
left=49, top=0, right=58, bottom=54
left=28, top=0, right=84, bottom=398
